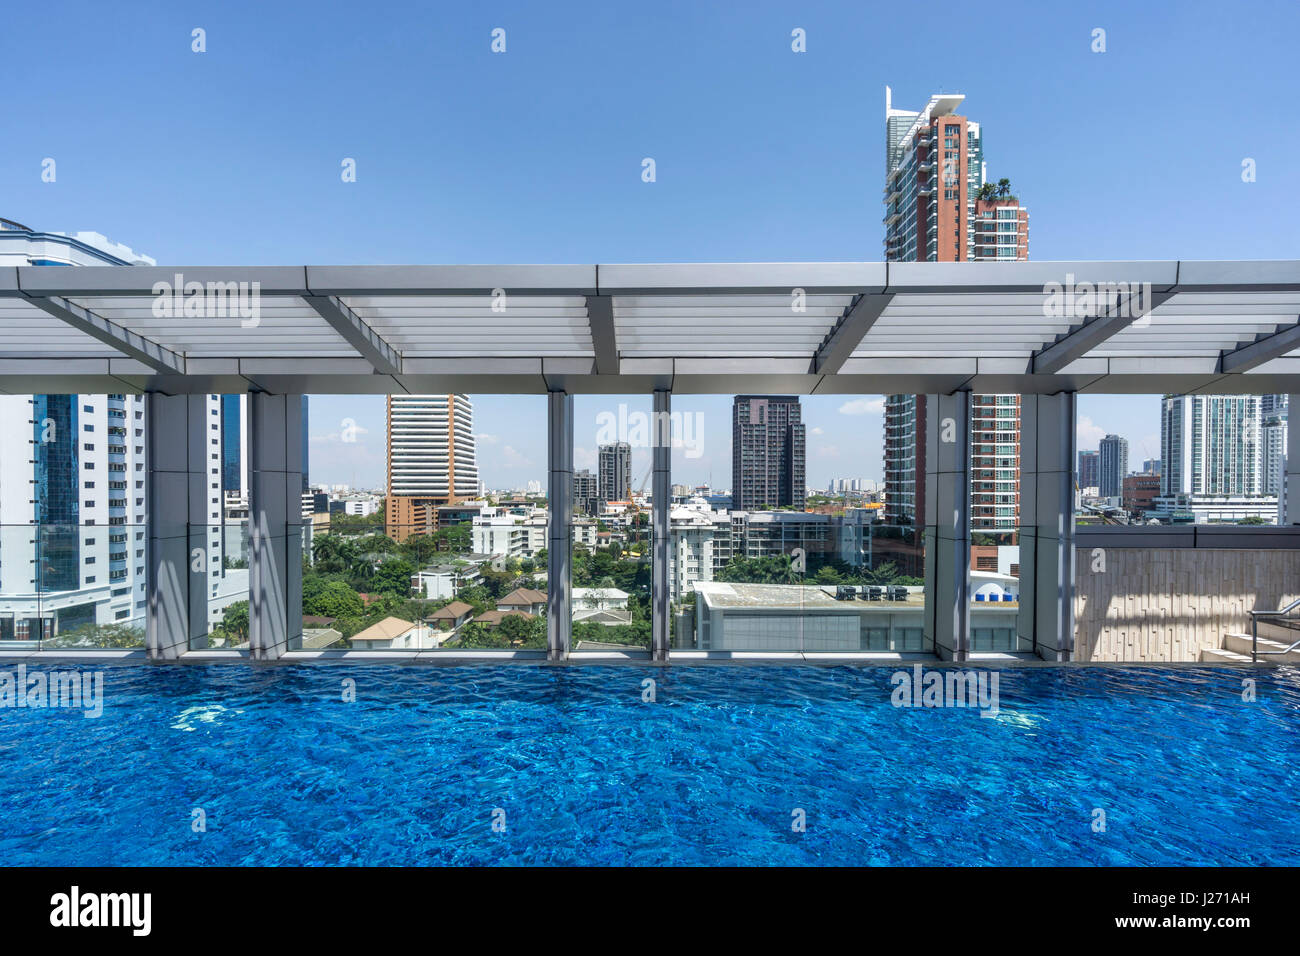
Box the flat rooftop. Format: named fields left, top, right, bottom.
left=694, top=581, right=924, bottom=609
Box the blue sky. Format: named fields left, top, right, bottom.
left=4, top=0, right=1297, bottom=489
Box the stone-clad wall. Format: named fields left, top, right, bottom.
left=1072, top=547, right=1300, bottom=662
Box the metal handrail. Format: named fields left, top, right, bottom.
left=1249, top=597, right=1300, bottom=662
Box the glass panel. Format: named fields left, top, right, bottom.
left=0, top=393, right=149, bottom=650
left=300, top=392, right=546, bottom=651
left=571, top=395, right=651, bottom=651
left=1076, top=393, right=1283, bottom=527
left=0, top=522, right=147, bottom=650
left=205, top=519, right=250, bottom=650
left=663, top=393, right=925, bottom=655
left=969, top=393, right=1025, bottom=652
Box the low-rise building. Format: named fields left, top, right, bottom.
left=498, top=587, right=547, bottom=615
left=690, top=581, right=1019, bottom=653
left=349, top=616, right=434, bottom=650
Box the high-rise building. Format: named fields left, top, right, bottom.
left=970, top=394, right=1021, bottom=532
left=1098, top=434, right=1129, bottom=498
left=1161, top=396, right=1262, bottom=497
left=882, top=89, right=1027, bottom=534
left=1262, top=396, right=1288, bottom=497
left=573, top=469, right=599, bottom=515
left=598, top=442, right=632, bottom=503
left=1077, top=450, right=1100, bottom=490
left=731, top=396, right=806, bottom=510
left=1142, top=457, right=1161, bottom=476
left=386, top=395, right=478, bottom=542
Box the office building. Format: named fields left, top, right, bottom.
left=573, top=469, right=600, bottom=515
left=597, top=442, right=632, bottom=503
left=1098, top=434, right=1129, bottom=499
left=1262, top=396, right=1288, bottom=496
left=1077, top=450, right=1100, bottom=491
left=386, top=394, right=479, bottom=542
left=731, top=396, right=806, bottom=510
left=1161, top=396, right=1262, bottom=498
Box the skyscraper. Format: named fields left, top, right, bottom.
left=731, top=396, right=806, bottom=510
left=882, top=89, right=1027, bottom=533
left=1161, top=396, right=1262, bottom=498
left=598, top=442, right=632, bottom=503
left=1077, top=450, right=1100, bottom=490
left=1098, top=434, right=1129, bottom=498
left=1262, top=395, right=1288, bottom=496
left=386, top=394, right=478, bottom=542
left=573, top=469, right=599, bottom=515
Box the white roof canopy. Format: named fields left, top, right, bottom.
left=2, top=260, right=1299, bottom=395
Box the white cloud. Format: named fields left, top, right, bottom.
left=815, top=444, right=841, bottom=459
left=310, top=424, right=369, bottom=444
left=573, top=446, right=597, bottom=469
left=838, top=398, right=885, bottom=416
left=475, top=433, right=500, bottom=445
left=1076, top=415, right=1106, bottom=449
left=502, top=445, right=534, bottom=468
left=810, top=426, right=824, bottom=435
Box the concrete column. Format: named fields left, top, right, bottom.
left=652, top=388, right=671, bottom=661
left=1018, top=392, right=1077, bottom=661
left=924, top=391, right=971, bottom=661
left=248, top=393, right=303, bottom=661
left=1285, top=394, right=1300, bottom=525
left=146, top=393, right=211, bottom=659
left=547, top=391, right=573, bottom=660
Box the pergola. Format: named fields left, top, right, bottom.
left=3, top=260, right=1300, bottom=395
left=3, top=259, right=1298, bottom=664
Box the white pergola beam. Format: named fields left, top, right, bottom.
left=1218, top=318, right=1300, bottom=374
left=23, top=294, right=185, bottom=374
left=303, top=294, right=402, bottom=376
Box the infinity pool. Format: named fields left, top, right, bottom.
left=1, top=663, right=1297, bottom=865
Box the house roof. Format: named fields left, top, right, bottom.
left=474, top=609, right=535, bottom=627
left=499, top=587, right=547, bottom=606
left=350, top=616, right=416, bottom=642
left=428, top=600, right=474, bottom=620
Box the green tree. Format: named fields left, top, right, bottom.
left=497, top=613, right=545, bottom=648
left=304, top=578, right=365, bottom=618
left=219, top=600, right=250, bottom=642
left=372, top=558, right=416, bottom=597
left=455, top=621, right=511, bottom=649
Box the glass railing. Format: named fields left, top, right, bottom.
left=571, top=511, right=652, bottom=652
left=673, top=522, right=927, bottom=654
left=0, top=523, right=147, bottom=650
left=202, top=519, right=251, bottom=651
left=302, top=521, right=545, bottom=651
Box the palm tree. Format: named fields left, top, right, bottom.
left=978, top=182, right=996, bottom=201
left=996, top=178, right=1011, bottom=198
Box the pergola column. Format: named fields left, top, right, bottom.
left=924, top=391, right=971, bottom=661
left=248, top=393, right=303, bottom=661
left=651, top=388, right=671, bottom=661
left=547, top=390, right=573, bottom=659
left=1018, top=392, right=1077, bottom=660
left=146, top=393, right=211, bottom=659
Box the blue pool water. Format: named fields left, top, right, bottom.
left=1, top=663, right=1297, bottom=865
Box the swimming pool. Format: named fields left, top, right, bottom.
left=1, top=662, right=1297, bottom=865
